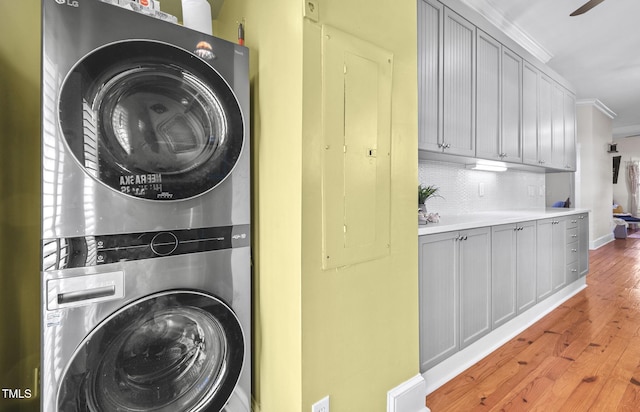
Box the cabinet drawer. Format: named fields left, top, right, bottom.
left=567, top=261, right=579, bottom=282
left=566, top=242, right=579, bottom=264
left=567, top=227, right=578, bottom=242
left=566, top=216, right=578, bottom=229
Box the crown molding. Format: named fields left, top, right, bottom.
left=458, top=0, right=554, bottom=63
left=576, top=98, right=616, bottom=120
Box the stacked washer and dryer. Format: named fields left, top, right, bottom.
left=40, top=0, right=250, bottom=411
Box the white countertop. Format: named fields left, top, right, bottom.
left=418, top=208, right=590, bottom=236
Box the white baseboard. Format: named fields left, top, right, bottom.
left=591, top=232, right=614, bottom=249
left=422, top=277, right=587, bottom=396
left=387, top=374, right=431, bottom=412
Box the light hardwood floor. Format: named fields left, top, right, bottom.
left=426, top=236, right=640, bottom=411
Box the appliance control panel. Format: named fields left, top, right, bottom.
left=42, top=225, right=250, bottom=270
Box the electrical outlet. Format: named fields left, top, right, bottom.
left=304, top=0, right=319, bottom=22
left=312, top=395, right=330, bottom=412
left=478, top=182, right=485, bottom=197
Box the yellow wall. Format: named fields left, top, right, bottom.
left=0, top=1, right=42, bottom=411
left=300, top=1, right=418, bottom=411
left=217, top=0, right=419, bottom=411
left=215, top=1, right=305, bottom=411
left=1, top=1, right=418, bottom=411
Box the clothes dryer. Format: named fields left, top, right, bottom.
left=41, top=0, right=251, bottom=411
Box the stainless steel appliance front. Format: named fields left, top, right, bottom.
left=41, top=0, right=251, bottom=410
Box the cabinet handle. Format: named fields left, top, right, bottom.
left=572, top=249, right=577, bottom=252
left=572, top=220, right=577, bottom=223
left=571, top=269, right=578, bottom=272
left=572, top=234, right=577, bottom=238
left=579, top=216, right=585, bottom=219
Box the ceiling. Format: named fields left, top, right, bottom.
left=460, top=0, right=640, bottom=138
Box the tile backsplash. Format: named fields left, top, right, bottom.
left=418, top=160, right=546, bottom=215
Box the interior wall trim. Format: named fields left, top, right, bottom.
left=457, top=0, right=553, bottom=63
left=387, top=374, right=430, bottom=412
left=576, top=98, right=617, bottom=120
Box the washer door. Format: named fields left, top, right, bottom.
left=58, top=40, right=244, bottom=201
left=57, top=291, right=245, bottom=412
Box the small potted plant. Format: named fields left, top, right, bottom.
left=418, top=184, right=442, bottom=213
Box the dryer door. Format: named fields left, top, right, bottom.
left=57, top=291, right=245, bottom=412
left=58, top=40, right=244, bottom=201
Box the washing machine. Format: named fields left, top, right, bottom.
left=40, top=0, right=250, bottom=410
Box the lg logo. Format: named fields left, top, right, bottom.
left=55, top=0, right=79, bottom=7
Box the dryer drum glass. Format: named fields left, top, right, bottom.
left=96, top=66, right=228, bottom=175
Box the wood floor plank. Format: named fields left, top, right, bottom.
left=426, top=236, right=640, bottom=411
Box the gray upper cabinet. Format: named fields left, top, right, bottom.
left=522, top=62, right=539, bottom=165
left=418, top=0, right=444, bottom=152
left=564, top=92, right=577, bottom=171
left=500, top=47, right=522, bottom=162
left=476, top=33, right=523, bottom=163
left=551, top=83, right=566, bottom=169
left=475, top=30, right=501, bottom=161
left=538, top=74, right=553, bottom=168
left=443, top=8, right=476, bottom=156
left=418, top=0, right=576, bottom=171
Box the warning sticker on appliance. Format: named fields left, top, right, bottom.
left=119, top=173, right=163, bottom=197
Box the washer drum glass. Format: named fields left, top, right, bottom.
left=57, top=291, right=245, bottom=411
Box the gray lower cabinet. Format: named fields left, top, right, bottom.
left=420, top=213, right=588, bottom=371
left=536, top=217, right=566, bottom=300
left=419, top=231, right=458, bottom=371
left=419, top=227, right=491, bottom=371
left=516, top=221, right=537, bottom=313
left=491, top=224, right=517, bottom=328
left=578, top=214, right=589, bottom=276
left=459, top=228, right=491, bottom=348
left=566, top=217, right=580, bottom=284
left=491, top=221, right=536, bottom=329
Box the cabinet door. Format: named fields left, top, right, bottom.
left=551, top=83, right=566, bottom=169
left=552, top=218, right=567, bottom=291
left=475, top=30, right=501, bottom=161
left=418, top=0, right=444, bottom=151
left=419, top=232, right=458, bottom=371
left=536, top=219, right=553, bottom=300
left=491, top=224, right=517, bottom=328
left=578, top=214, right=589, bottom=277
left=501, top=48, right=522, bottom=162
left=538, top=74, right=553, bottom=167
left=443, top=8, right=476, bottom=156
left=460, top=227, right=491, bottom=348
left=564, top=92, right=577, bottom=171
left=517, top=221, right=537, bottom=313
left=522, top=62, right=539, bottom=165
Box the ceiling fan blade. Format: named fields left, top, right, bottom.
left=570, top=0, right=606, bottom=16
